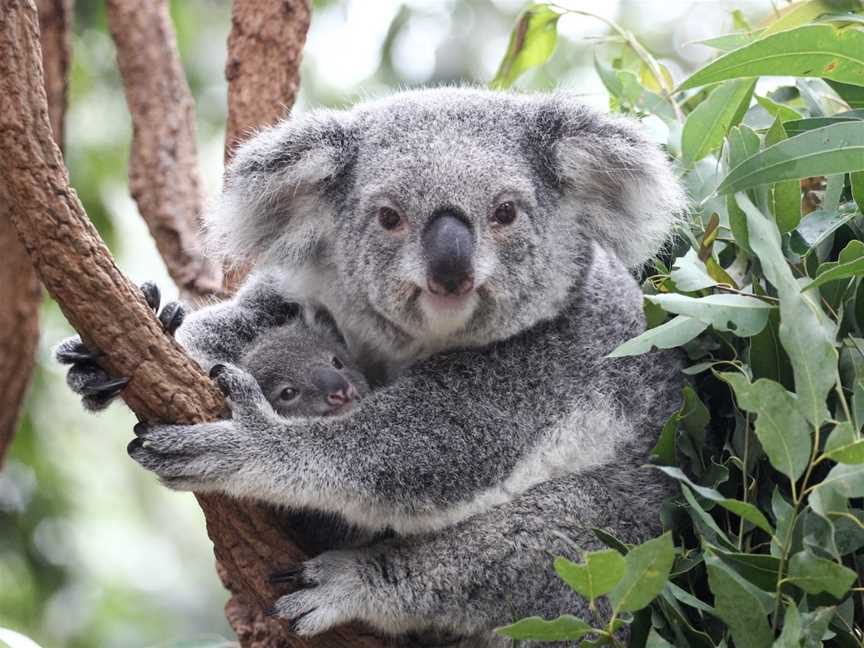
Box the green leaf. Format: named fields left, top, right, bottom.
left=490, top=4, right=560, bottom=90
left=681, top=484, right=737, bottom=549
left=679, top=24, right=864, bottom=91
left=806, top=240, right=864, bottom=304
left=782, top=115, right=862, bottom=136
left=682, top=79, right=756, bottom=163
left=822, top=421, right=864, bottom=467
left=818, top=461, right=864, bottom=496
left=645, top=293, right=772, bottom=337
left=719, top=373, right=812, bottom=481
left=852, top=170, right=864, bottom=209
left=725, top=125, right=762, bottom=251
left=710, top=548, right=781, bottom=592
left=705, top=551, right=774, bottom=648
left=762, top=0, right=855, bottom=36
left=749, top=310, right=794, bottom=388
left=554, top=550, right=626, bottom=602
left=718, top=122, right=864, bottom=194
left=669, top=249, right=718, bottom=291
left=608, top=532, right=675, bottom=613
left=828, top=78, right=864, bottom=107
left=771, top=488, right=801, bottom=558
left=692, top=32, right=760, bottom=52
left=645, top=629, right=674, bottom=648
left=736, top=194, right=837, bottom=426
left=765, top=118, right=802, bottom=233
left=657, top=466, right=775, bottom=535
left=495, top=615, right=594, bottom=640
left=774, top=602, right=803, bottom=648
left=755, top=94, right=803, bottom=122
left=607, top=315, right=708, bottom=358
left=787, top=550, right=857, bottom=597
left=803, top=248, right=864, bottom=292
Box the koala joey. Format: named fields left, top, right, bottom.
left=239, top=308, right=370, bottom=419
left=58, top=88, right=687, bottom=646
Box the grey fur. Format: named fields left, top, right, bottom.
left=239, top=310, right=369, bottom=418
left=65, top=88, right=687, bottom=644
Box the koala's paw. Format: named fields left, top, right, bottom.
left=55, top=283, right=184, bottom=411
left=268, top=551, right=374, bottom=636
left=209, top=362, right=274, bottom=421
left=128, top=418, right=244, bottom=490
left=56, top=336, right=127, bottom=411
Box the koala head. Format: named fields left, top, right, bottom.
left=208, top=88, right=685, bottom=351
left=240, top=307, right=370, bottom=418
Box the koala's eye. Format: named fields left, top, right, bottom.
left=491, top=201, right=517, bottom=226
left=378, top=206, right=404, bottom=232
left=279, top=386, right=299, bottom=402
left=332, top=356, right=344, bottom=369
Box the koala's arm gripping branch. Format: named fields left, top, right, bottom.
left=105, top=0, right=223, bottom=302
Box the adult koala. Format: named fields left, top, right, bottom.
left=58, top=88, right=686, bottom=645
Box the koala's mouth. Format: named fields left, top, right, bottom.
left=417, top=285, right=480, bottom=335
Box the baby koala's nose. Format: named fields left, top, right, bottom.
left=311, top=367, right=354, bottom=406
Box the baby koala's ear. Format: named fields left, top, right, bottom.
left=204, top=110, right=357, bottom=266
left=528, top=92, right=687, bottom=268
left=306, top=303, right=347, bottom=348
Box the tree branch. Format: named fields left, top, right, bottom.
left=225, top=0, right=311, bottom=159
left=1, top=2, right=391, bottom=645
left=105, top=0, right=223, bottom=302
left=0, top=0, right=71, bottom=465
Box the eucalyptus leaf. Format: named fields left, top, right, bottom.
left=787, top=550, right=857, bottom=598
left=645, top=293, right=773, bottom=337
left=554, top=550, right=626, bottom=602
left=704, top=551, right=774, bottom=648
left=490, top=4, right=560, bottom=89
left=608, top=532, right=675, bottom=613
left=682, top=79, right=756, bottom=163
left=718, top=122, right=864, bottom=194
left=608, top=315, right=708, bottom=358
left=657, top=466, right=774, bottom=535
left=719, top=373, right=812, bottom=482
left=737, top=193, right=837, bottom=426
left=495, top=614, right=594, bottom=640
left=679, top=24, right=864, bottom=91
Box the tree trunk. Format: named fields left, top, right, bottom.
left=0, top=1, right=393, bottom=646
left=0, top=0, right=71, bottom=465
left=106, top=0, right=223, bottom=302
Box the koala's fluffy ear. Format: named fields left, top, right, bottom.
left=532, top=93, right=687, bottom=268
left=204, top=110, right=355, bottom=265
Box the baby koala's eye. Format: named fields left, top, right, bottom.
left=332, top=355, right=344, bottom=370
left=279, top=386, right=299, bottom=402
left=491, top=201, right=517, bottom=226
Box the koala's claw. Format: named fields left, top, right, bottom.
left=268, top=566, right=312, bottom=588
left=79, top=376, right=130, bottom=398
left=140, top=281, right=161, bottom=312
left=55, top=338, right=101, bottom=364
left=158, top=301, right=186, bottom=336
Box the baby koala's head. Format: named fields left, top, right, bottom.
left=240, top=306, right=370, bottom=418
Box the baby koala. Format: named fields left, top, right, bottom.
left=240, top=306, right=370, bottom=418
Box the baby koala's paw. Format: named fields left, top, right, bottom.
left=209, top=362, right=274, bottom=422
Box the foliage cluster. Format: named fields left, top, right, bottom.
left=494, top=1, right=864, bottom=646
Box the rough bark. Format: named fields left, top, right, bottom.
left=1, top=2, right=391, bottom=646
left=222, top=0, right=312, bottom=293
left=225, top=0, right=311, bottom=159
left=0, top=0, right=71, bottom=465
left=105, top=0, right=223, bottom=302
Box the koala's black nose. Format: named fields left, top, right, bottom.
left=311, top=367, right=354, bottom=405
left=422, top=210, right=475, bottom=296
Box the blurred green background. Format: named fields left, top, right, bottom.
left=0, top=0, right=785, bottom=645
